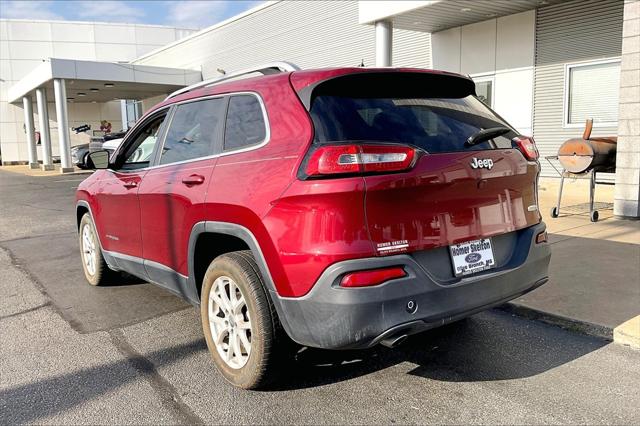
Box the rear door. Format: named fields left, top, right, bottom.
left=307, top=75, right=541, bottom=259
left=138, top=96, right=226, bottom=277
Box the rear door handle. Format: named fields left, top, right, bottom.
left=123, top=181, right=138, bottom=189
left=182, top=174, right=205, bottom=186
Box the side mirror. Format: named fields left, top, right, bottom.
left=87, top=150, right=110, bottom=169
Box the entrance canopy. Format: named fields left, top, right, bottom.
left=8, top=58, right=202, bottom=104
left=8, top=58, right=202, bottom=173
left=359, top=0, right=568, bottom=33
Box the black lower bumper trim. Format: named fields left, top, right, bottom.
left=369, top=277, right=549, bottom=349
left=274, top=223, right=551, bottom=350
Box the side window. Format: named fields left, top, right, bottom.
left=224, top=95, right=267, bottom=151
left=118, top=113, right=167, bottom=170
left=160, top=98, right=225, bottom=165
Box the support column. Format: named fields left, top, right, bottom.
left=22, top=96, right=38, bottom=169
left=35, top=87, right=54, bottom=171
left=375, top=20, right=392, bottom=67
left=120, top=100, right=129, bottom=131
left=613, top=0, right=640, bottom=218
left=53, top=78, right=74, bottom=173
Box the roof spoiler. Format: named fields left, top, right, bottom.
left=165, top=61, right=301, bottom=100
left=294, top=70, right=477, bottom=110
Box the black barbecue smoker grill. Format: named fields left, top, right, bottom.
left=545, top=119, right=617, bottom=222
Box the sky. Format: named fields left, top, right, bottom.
left=0, top=0, right=263, bottom=29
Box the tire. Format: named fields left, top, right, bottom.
left=590, top=210, right=599, bottom=222
left=78, top=213, right=112, bottom=286
left=550, top=207, right=559, bottom=218
left=200, top=250, right=288, bottom=389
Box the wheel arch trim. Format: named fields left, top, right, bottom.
left=187, top=221, right=279, bottom=298
left=187, top=221, right=296, bottom=338
left=76, top=200, right=104, bottom=250
left=76, top=200, right=119, bottom=270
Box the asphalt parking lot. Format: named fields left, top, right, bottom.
left=1, top=169, right=639, bottom=425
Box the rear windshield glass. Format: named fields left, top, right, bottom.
left=310, top=95, right=516, bottom=153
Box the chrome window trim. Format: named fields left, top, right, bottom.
left=107, top=91, right=271, bottom=173
left=125, top=91, right=271, bottom=172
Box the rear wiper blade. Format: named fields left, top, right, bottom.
left=465, top=126, right=511, bottom=147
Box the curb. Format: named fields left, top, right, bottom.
left=613, top=316, right=640, bottom=349
left=497, top=303, right=613, bottom=341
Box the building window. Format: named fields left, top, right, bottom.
left=472, top=76, right=494, bottom=108
left=565, top=59, right=620, bottom=127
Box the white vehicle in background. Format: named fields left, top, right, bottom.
left=93, top=135, right=153, bottom=166
left=102, top=137, right=124, bottom=155
left=71, top=138, right=125, bottom=169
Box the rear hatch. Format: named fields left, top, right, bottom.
left=299, top=70, right=541, bottom=279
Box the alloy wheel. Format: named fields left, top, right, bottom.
left=81, top=224, right=97, bottom=276
left=208, top=275, right=252, bottom=369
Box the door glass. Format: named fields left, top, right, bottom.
left=160, top=98, right=225, bottom=165
left=118, top=114, right=166, bottom=170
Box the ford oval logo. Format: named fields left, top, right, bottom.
left=465, top=253, right=482, bottom=263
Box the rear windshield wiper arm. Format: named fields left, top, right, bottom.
left=465, top=126, right=511, bottom=147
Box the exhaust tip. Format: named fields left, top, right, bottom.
left=380, top=334, right=408, bottom=348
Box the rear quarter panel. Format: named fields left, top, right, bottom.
left=202, top=75, right=314, bottom=296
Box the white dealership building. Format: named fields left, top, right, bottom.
left=1, top=0, right=639, bottom=217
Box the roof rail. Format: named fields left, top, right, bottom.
left=166, top=61, right=301, bottom=100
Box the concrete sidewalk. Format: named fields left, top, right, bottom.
left=0, top=164, right=92, bottom=177
left=504, top=177, right=640, bottom=348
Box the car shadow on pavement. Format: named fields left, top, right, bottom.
left=0, top=339, right=207, bottom=425
left=1, top=312, right=608, bottom=422
left=99, top=271, right=148, bottom=287
left=272, top=311, right=608, bottom=391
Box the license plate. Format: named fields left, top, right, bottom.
left=449, top=238, right=496, bottom=277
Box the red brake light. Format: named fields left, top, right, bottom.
left=304, top=144, right=416, bottom=178
left=340, top=267, right=407, bottom=288
left=514, top=136, right=539, bottom=161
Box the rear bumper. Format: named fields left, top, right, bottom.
left=274, top=222, right=551, bottom=349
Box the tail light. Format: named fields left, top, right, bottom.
left=302, top=144, right=416, bottom=178
left=513, top=136, right=539, bottom=161
left=340, top=266, right=407, bottom=288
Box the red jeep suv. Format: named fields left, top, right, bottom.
left=77, top=63, right=550, bottom=389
